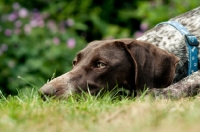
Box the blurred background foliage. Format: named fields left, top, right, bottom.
left=0, top=0, right=199, bottom=95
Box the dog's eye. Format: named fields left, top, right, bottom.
left=96, top=62, right=106, bottom=68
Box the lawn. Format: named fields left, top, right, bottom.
left=1, top=89, right=200, bottom=132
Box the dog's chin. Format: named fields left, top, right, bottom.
left=40, top=91, right=74, bottom=101
left=55, top=86, right=76, bottom=100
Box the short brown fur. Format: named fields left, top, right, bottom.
left=39, top=39, right=179, bottom=99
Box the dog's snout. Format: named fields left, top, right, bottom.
left=38, top=84, right=56, bottom=99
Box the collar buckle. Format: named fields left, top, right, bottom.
left=185, top=34, right=199, bottom=46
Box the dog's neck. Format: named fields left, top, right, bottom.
left=136, top=6, right=200, bottom=83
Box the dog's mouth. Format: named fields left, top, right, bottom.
left=38, top=79, right=134, bottom=100
left=38, top=81, right=104, bottom=100
left=38, top=82, right=76, bottom=100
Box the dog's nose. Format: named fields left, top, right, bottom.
left=38, top=84, right=56, bottom=99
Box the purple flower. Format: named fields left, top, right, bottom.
left=47, top=20, right=57, bottom=32
left=29, top=19, right=44, bottom=28
left=59, top=22, right=66, bottom=33
left=8, top=12, right=18, bottom=22
left=53, top=37, right=60, bottom=45
left=15, top=20, right=22, bottom=28
left=12, top=2, right=20, bottom=10
left=32, top=12, right=43, bottom=21
left=1, top=44, right=8, bottom=52
left=30, top=19, right=38, bottom=27
left=18, top=8, right=28, bottom=18
left=65, top=18, right=74, bottom=27
left=14, top=28, right=21, bottom=35
left=38, top=20, right=44, bottom=27
left=134, top=31, right=143, bottom=38
left=0, top=44, right=8, bottom=56
left=140, top=23, right=148, bottom=31
left=4, top=29, right=12, bottom=36
left=67, top=38, right=76, bottom=49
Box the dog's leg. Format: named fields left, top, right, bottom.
left=148, top=70, right=200, bottom=99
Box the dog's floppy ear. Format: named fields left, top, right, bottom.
left=116, top=39, right=180, bottom=90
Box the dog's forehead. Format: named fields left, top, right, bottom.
left=76, top=39, right=146, bottom=61
left=83, top=38, right=134, bottom=51
left=78, top=40, right=105, bottom=54
left=81, top=40, right=119, bottom=54
left=76, top=39, right=139, bottom=63
left=76, top=39, right=128, bottom=59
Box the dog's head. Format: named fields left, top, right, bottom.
left=39, top=39, right=179, bottom=99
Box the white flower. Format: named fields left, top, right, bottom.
left=24, top=24, right=32, bottom=34
left=18, top=8, right=28, bottom=18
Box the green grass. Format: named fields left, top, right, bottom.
left=1, top=89, right=200, bottom=132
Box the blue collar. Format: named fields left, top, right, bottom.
left=156, top=21, right=199, bottom=75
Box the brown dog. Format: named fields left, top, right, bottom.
left=39, top=7, right=200, bottom=99
left=39, top=39, right=179, bottom=99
